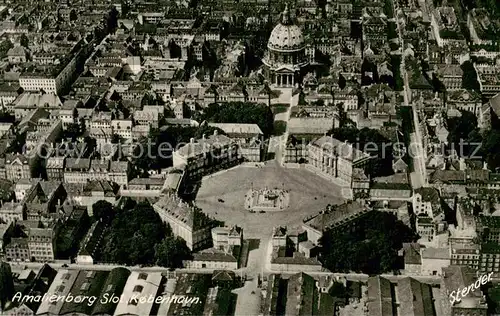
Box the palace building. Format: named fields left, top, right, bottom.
left=263, top=5, right=309, bottom=87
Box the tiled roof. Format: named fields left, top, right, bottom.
left=154, top=193, right=217, bottom=230
left=402, top=243, right=422, bottom=265
left=109, top=161, right=128, bottom=173
left=192, top=248, right=238, bottom=262
left=421, top=247, right=450, bottom=260
left=285, top=272, right=315, bottom=316
left=212, top=270, right=235, bottom=282
left=367, top=276, right=393, bottom=316
left=176, top=132, right=234, bottom=158
left=414, top=187, right=440, bottom=203
left=65, top=158, right=91, bottom=170
left=397, top=278, right=434, bottom=316
left=304, top=201, right=369, bottom=231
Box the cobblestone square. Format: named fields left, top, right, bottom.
left=195, top=162, right=346, bottom=239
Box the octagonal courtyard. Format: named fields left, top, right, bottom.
left=195, top=161, right=346, bottom=239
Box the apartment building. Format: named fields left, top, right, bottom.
left=28, top=222, right=58, bottom=262
left=19, top=52, right=78, bottom=94
left=5, top=153, right=31, bottom=180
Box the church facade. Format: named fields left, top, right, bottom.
left=263, top=5, right=309, bottom=87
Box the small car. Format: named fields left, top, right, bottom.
left=218, top=198, right=225, bottom=203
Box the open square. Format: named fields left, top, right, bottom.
left=195, top=161, right=346, bottom=239
left=245, top=187, right=290, bottom=212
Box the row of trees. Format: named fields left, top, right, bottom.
left=195, top=102, right=275, bottom=136
left=95, top=200, right=191, bottom=268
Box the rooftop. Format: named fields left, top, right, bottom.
left=442, top=266, right=487, bottom=310
left=113, top=271, right=162, bottom=316
left=421, top=247, right=450, bottom=260
left=285, top=272, right=316, bottom=316
left=309, top=136, right=371, bottom=162
left=303, top=201, right=369, bottom=231
left=176, top=131, right=234, bottom=158
left=367, top=276, right=393, bottom=316
left=154, top=193, right=218, bottom=230
left=397, top=278, right=434, bottom=316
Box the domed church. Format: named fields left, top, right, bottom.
left=263, top=4, right=309, bottom=87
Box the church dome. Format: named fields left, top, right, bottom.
left=267, top=5, right=305, bottom=52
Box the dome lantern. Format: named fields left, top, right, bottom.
left=281, top=4, right=291, bottom=25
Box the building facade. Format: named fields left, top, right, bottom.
left=262, top=5, right=309, bottom=87
left=307, top=136, right=371, bottom=185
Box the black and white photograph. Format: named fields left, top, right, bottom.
left=0, top=0, right=500, bottom=314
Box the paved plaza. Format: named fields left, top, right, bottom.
left=195, top=161, right=346, bottom=239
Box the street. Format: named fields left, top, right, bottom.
left=272, top=87, right=298, bottom=164
left=395, top=1, right=428, bottom=189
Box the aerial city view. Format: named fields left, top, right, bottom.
left=0, top=0, right=500, bottom=314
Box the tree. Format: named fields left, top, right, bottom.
left=69, top=9, right=78, bottom=22
left=100, top=202, right=167, bottom=265
left=328, top=281, right=348, bottom=299
left=131, top=125, right=226, bottom=175
left=105, top=7, right=119, bottom=33
left=0, top=40, right=13, bottom=59
left=141, top=93, right=156, bottom=106
left=0, top=111, right=15, bottom=123
left=64, top=123, right=82, bottom=141
left=338, top=74, right=347, bottom=90
left=447, top=110, right=478, bottom=147
left=92, top=200, right=115, bottom=223
left=320, top=212, right=417, bottom=274
left=182, top=103, right=192, bottom=118
left=0, top=262, right=14, bottom=310
left=461, top=61, right=480, bottom=92
left=197, top=102, right=274, bottom=136
left=298, top=90, right=307, bottom=106
left=482, top=129, right=500, bottom=171
left=313, top=99, right=325, bottom=107
left=19, top=34, right=29, bottom=48
left=110, top=134, right=122, bottom=144
left=154, top=236, right=192, bottom=269
left=84, top=136, right=97, bottom=158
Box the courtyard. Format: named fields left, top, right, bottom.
left=195, top=161, right=346, bottom=239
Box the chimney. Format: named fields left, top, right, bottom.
left=214, top=129, right=218, bottom=136
left=190, top=138, right=194, bottom=144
